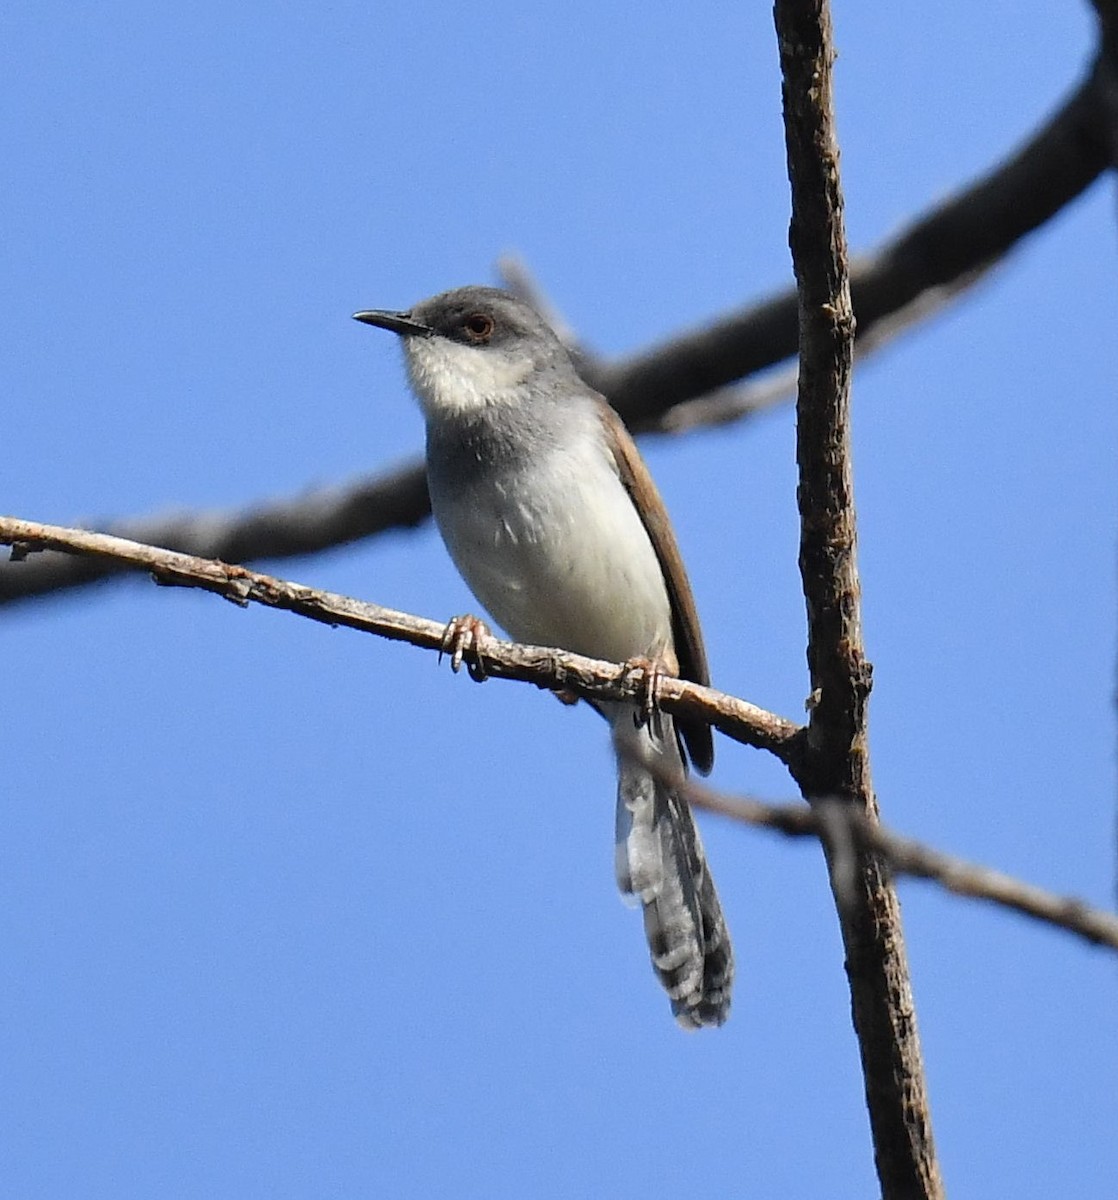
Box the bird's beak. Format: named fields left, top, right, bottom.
left=352, top=309, right=433, bottom=337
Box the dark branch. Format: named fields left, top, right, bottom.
left=599, top=62, right=1110, bottom=430
left=686, top=783, right=1118, bottom=951
left=775, top=2, right=942, bottom=1197
left=10, top=513, right=1114, bottom=957
left=0, top=463, right=431, bottom=608
left=1090, top=1, right=1118, bottom=170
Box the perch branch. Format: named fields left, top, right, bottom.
left=0, top=515, right=801, bottom=762
left=8, top=513, right=1114, bottom=956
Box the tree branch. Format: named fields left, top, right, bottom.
left=774, top=2, right=942, bottom=1197
left=594, top=61, right=1110, bottom=430
left=0, top=463, right=431, bottom=609
left=0, top=515, right=802, bottom=763
left=1090, top=0, right=1118, bottom=148
left=684, top=781, right=1118, bottom=951
left=9, top=513, right=1113, bottom=960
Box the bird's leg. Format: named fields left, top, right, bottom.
left=439, top=614, right=492, bottom=682
left=623, top=655, right=670, bottom=734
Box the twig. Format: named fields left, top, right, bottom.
left=774, top=2, right=942, bottom=1197
left=657, top=282, right=947, bottom=434
left=11, top=512, right=1114, bottom=958
left=685, top=783, right=1118, bottom=951
left=0, top=515, right=802, bottom=762
left=656, top=364, right=799, bottom=434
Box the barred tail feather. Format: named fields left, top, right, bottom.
left=614, top=719, right=733, bottom=1028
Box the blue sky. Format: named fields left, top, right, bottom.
left=3, top=3, right=1116, bottom=1197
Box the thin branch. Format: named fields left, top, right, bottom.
left=1, top=65, right=1106, bottom=612
left=0, top=463, right=431, bottom=609
left=0, top=516, right=803, bottom=763
left=685, top=782, right=1118, bottom=951
left=775, top=2, right=942, bottom=1197
left=10, top=513, right=1113, bottom=959
left=654, top=364, right=799, bottom=434
left=658, top=285, right=945, bottom=434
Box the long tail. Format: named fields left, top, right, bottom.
left=614, top=717, right=733, bottom=1028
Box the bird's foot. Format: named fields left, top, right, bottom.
left=623, top=655, right=670, bottom=730
left=439, top=614, right=492, bottom=682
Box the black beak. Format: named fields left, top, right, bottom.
left=352, top=309, right=433, bottom=337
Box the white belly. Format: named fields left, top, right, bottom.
left=432, top=438, right=673, bottom=665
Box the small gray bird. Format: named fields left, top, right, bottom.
left=354, top=286, right=732, bottom=1027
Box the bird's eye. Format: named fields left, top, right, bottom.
left=463, top=313, right=495, bottom=342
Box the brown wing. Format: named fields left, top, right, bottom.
left=597, top=401, right=714, bottom=775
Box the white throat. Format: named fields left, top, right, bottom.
left=404, top=337, right=534, bottom=417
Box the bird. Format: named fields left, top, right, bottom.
left=354, top=285, right=731, bottom=1027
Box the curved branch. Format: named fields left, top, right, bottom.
left=0, top=463, right=431, bottom=608
left=10, top=513, right=1112, bottom=956
left=600, top=62, right=1110, bottom=429
left=0, top=515, right=802, bottom=763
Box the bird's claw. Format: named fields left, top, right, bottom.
left=439, top=614, right=491, bottom=682
left=624, top=655, right=669, bottom=729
